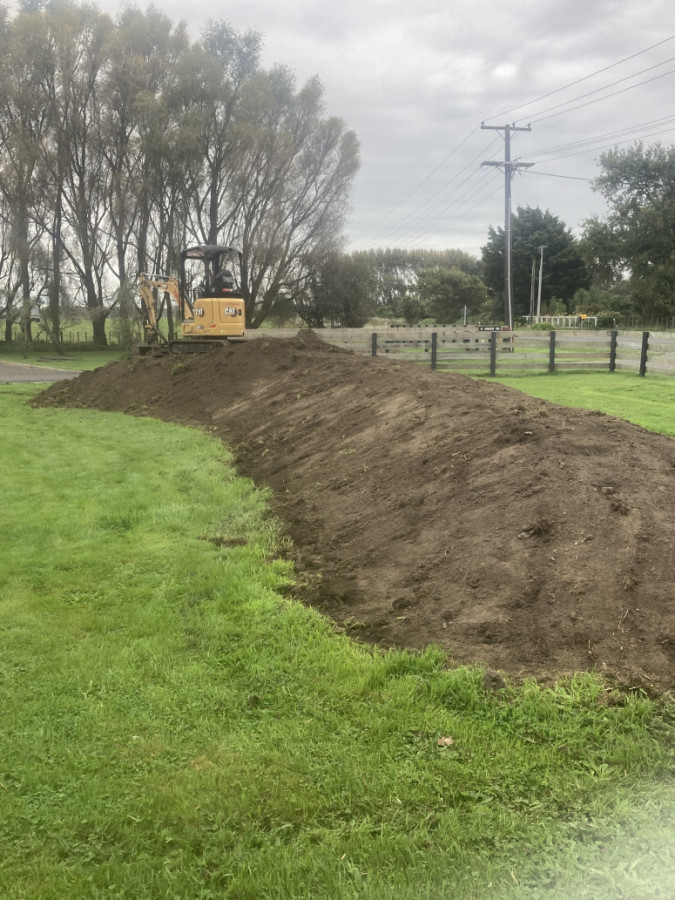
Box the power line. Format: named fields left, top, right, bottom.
left=352, top=135, right=501, bottom=250
left=357, top=171, right=487, bottom=250
left=402, top=182, right=503, bottom=250
left=356, top=139, right=498, bottom=247
left=526, top=171, right=593, bottom=182
left=521, top=55, right=675, bottom=125
left=519, top=122, right=675, bottom=166
left=348, top=124, right=480, bottom=245
left=528, top=67, right=675, bottom=125
left=483, top=34, right=675, bottom=124
left=522, top=114, right=675, bottom=159
left=401, top=171, right=497, bottom=246
left=397, top=163, right=495, bottom=233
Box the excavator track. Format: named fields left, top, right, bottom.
left=136, top=339, right=234, bottom=356
left=168, top=339, right=227, bottom=355
left=136, top=342, right=170, bottom=357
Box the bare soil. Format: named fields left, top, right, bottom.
left=35, top=332, right=675, bottom=692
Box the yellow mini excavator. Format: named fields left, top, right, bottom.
left=137, top=244, right=246, bottom=354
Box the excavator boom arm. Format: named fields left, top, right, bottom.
left=138, top=273, right=187, bottom=343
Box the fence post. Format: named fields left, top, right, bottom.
left=639, top=331, right=649, bottom=377
left=549, top=331, right=556, bottom=374
left=431, top=332, right=437, bottom=370
left=609, top=330, right=617, bottom=372
left=489, top=331, right=497, bottom=376
left=371, top=332, right=378, bottom=358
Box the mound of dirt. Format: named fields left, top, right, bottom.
left=35, top=332, right=675, bottom=691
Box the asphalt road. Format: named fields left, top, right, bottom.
left=0, top=361, right=80, bottom=383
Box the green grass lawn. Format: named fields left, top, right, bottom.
left=491, top=370, right=675, bottom=437
left=1, top=383, right=674, bottom=899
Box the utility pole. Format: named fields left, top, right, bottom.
left=529, top=257, right=536, bottom=322
left=481, top=123, right=533, bottom=330
left=536, top=244, right=546, bottom=320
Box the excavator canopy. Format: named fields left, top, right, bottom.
left=181, top=244, right=241, bottom=262
left=180, top=245, right=245, bottom=301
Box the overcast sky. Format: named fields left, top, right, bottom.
left=100, top=0, right=675, bottom=257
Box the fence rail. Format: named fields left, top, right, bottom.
left=251, top=327, right=670, bottom=377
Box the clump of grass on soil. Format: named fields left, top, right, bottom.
left=1, top=382, right=674, bottom=899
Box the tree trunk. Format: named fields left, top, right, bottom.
left=48, top=186, right=64, bottom=353
left=90, top=306, right=107, bottom=345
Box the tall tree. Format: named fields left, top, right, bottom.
left=0, top=4, right=52, bottom=340
left=100, top=7, right=190, bottom=344
left=184, top=20, right=262, bottom=247
left=54, top=4, right=115, bottom=344
left=34, top=0, right=88, bottom=349
left=585, top=143, right=675, bottom=317
left=0, top=199, right=23, bottom=341
left=238, top=73, right=359, bottom=326
left=131, top=12, right=192, bottom=278
left=297, top=252, right=376, bottom=327
left=482, top=206, right=589, bottom=318
left=179, top=23, right=359, bottom=326
left=417, top=267, right=487, bottom=323
left=351, top=247, right=483, bottom=312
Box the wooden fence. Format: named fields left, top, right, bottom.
left=251, top=327, right=675, bottom=377
left=9, top=324, right=675, bottom=376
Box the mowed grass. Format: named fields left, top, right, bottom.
left=491, top=370, right=675, bottom=437
left=1, top=383, right=674, bottom=899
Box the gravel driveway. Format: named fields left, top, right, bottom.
left=0, top=361, right=80, bottom=383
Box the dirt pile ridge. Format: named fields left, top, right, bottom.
left=36, top=331, right=675, bottom=691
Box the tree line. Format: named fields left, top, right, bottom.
left=0, top=1, right=359, bottom=345
left=0, top=1, right=672, bottom=345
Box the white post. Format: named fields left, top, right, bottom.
left=536, top=245, right=546, bottom=320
